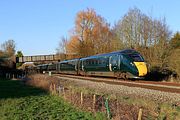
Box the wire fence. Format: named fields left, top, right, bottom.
left=49, top=83, right=144, bottom=120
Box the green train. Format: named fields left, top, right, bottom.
left=56, top=49, right=148, bottom=79
left=36, top=63, right=56, bottom=73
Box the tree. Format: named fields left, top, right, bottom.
left=0, top=50, right=5, bottom=66
left=66, top=35, right=79, bottom=54
left=16, top=51, right=23, bottom=68
left=168, top=32, right=180, bottom=78
left=113, top=8, right=142, bottom=48
left=56, top=36, right=68, bottom=54
left=67, top=8, right=113, bottom=57
left=16, top=51, right=23, bottom=57
left=169, top=32, right=180, bottom=49
left=168, top=49, right=180, bottom=79
left=0, top=50, right=4, bottom=58
left=113, top=7, right=171, bottom=67
left=1, top=39, right=16, bottom=58
left=0, top=40, right=16, bottom=68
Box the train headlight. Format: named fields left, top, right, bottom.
left=130, top=62, right=135, bottom=66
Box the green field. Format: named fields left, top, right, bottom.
left=0, top=78, right=104, bottom=120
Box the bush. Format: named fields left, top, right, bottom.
left=146, top=66, right=177, bottom=81
left=168, top=48, right=180, bottom=81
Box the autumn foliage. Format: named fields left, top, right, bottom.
left=57, top=8, right=180, bottom=80
left=66, top=8, right=116, bottom=57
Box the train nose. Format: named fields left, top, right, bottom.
left=134, top=62, right=147, bottom=76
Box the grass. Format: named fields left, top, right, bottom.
left=0, top=78, right=106, bottom=120
left=157, top=103, right=180, bottom=120
left=0, top=78, right=45, bottom=99
left=14, top=74, right=180, bottom=119
left=65, top=81, right=180, bottom=119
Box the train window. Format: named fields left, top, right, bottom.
left=92, top=60, right=95, bottom=65
left=112, top=58, right=117, bottom=65
left=97, top=60, right=99, bottom=64
left=95, top=60, right=97, bottom=64
left=102, top=59, right=105, bottom=64
left=130, top=54, right=144, bottom=62
left=94, top=60, right=96, bottom=64
left=86, top=60, right=90, bottom=65
left=110, top=55, right=119, bottom=66
left=91, top=60, right=93, bottom=65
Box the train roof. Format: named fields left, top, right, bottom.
left=59, top=58, right=79, bottom=63
left=37, top=64, right=47, bottom=66
left=81, top=49, right=140, bottom=60
left=58, top=49, right=141, bottom=62
left=108, top=49, right=139, bottom=55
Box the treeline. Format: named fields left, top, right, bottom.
left=0, top=40, right=23, bottom=77
left=57, top=8, right=180, bottom=80
left=0, top=40, right=16, bottom=68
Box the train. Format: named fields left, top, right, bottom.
left=35, top=49, right=148, bottom=79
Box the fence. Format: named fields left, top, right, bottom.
left=49, top=83, right=144, bottom=120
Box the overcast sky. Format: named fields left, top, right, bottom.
left=0, top=0, right=179, bottom=56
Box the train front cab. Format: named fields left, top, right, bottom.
left=134, top=62, right=147, bottom=77
left=128, top=54, right=147, bottom=79
left=109, top=52, right=147, bottom=79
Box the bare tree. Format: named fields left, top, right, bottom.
left=1, top=39, right=16, bottom=57
left=56, top=36, right=68, bottom=54
left=113, top=7, right=171, bottom=67
left=0, top=40, right=16, bottom=68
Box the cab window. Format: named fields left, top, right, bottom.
left=130, top=54, right=144, bottom=62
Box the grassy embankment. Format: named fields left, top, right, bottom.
left=0, top=78, right=105, bottom=120
left=28, top=74, right=180, bottom=119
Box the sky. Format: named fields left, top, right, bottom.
left=0, top=0, right=179, bottom=56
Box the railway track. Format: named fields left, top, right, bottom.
left=54, top=74, right=180, bottom=94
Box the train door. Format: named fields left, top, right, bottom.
left=109, top=55, right=120, bottom=71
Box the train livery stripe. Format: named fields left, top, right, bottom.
left=134, top=62, right=147, bottom=76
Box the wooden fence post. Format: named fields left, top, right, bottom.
left=93, top=94, right=96, bottom=111
left=80, top=92, right=83, bottom=105
left=138, top=108, right=143, bottom=120
left=53, top=84, right=56, bottom=94
left=58, top=86, right=61, bottom=96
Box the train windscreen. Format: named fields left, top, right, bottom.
left=129, top=54, right=144, bottom=62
